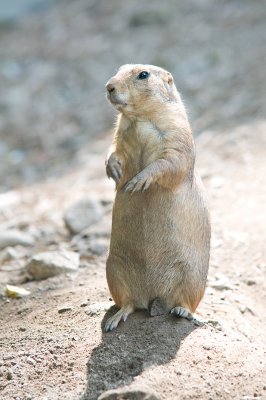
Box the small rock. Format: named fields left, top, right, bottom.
left=210, top=176, right=224, bottom=189
left=64, top=198, right=104, bottom=234
left=0, top=246, right=22, bottom=262
left=58, top=306, right=73, bottom=314
left=7, top=370, right=13, bottom=380
left=211, top=238, right=222, bottom=249
left=98, top=387, right=160, bottom=400
left=89, top=238, right=109, bottom=256
left=245, top=279, right=256, bottom=286
left=0, top=191, right=21, bottom=209
left=148, top=298, right=167, bottom=316
left=239, top=306, right=255, bottom=316
left=209, top=277, right=234, bottom=291
left=85, top=302, right=112, bottom=316
left=192, top=318, right=204, bottom=327
left=26, top=250, right=79, bottom=280
left=5, top=285, right=30, bottom=298
left=80, top=301, right=89, bottom=307
left=26, top=357, right=35, bottom=366
left=206, top=319, right=220, bottom=327
left=0, top=230, right=34, bottom=250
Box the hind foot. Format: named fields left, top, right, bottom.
left=104, top=304, right=134, bottom=332
left=170, top=306, right=193, bottom=321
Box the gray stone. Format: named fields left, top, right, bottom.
left=89, top=238, right=109, bottom=256
left=64, top=197, right=104, bottom=234
left=58, top=306, right=73, bottom=314
left=85, top=302, right=112, bottom=316
left=98, top=387, right=160, bottom=400
left=6, top=370, right=13, bottom=381
left=148, top=298, right=167, bottom=317
left=209, top=277, right=234, bottom=291
left=0, top=230, right=34, bottom=249
left=26, top=250, right=79, bottom=280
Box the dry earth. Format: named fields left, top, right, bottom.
left=0, top=1, right=266, bottom=399
left=0, top=122, right=265, bottom=400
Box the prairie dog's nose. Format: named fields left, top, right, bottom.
left=106, top=82, right=115, bottom=93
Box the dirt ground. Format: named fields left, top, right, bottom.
left=1, top=124, right=265, bottom=400
left=0, top=1, right=266, bottom=399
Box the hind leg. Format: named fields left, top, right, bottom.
left=105, top=255, right=137, bottom=332
left=104, top=304, right=134, bottom=332
left=167, top=266, right=206, bottom=322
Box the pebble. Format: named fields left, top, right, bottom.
left=210, top=176, right=224, bottom=189
left=0, top=246, right=22, bottom=261
left=0, top=230, right=35, bottom=250
left=245, top=279, right=256, bottom=286
left=80, top=301, right=89, bottom=307
left=98, top=387, right=160, bottom=400
left=7, top=370, right=13, bottom=380
left=63, top=197, right=104, bottom=234
left=88, top=238, right=109, bottom=256
left=239, top=306, right=255, bottom=316
left=209, top=277, right=234, bottom=291
left=73, top=236, right=109, bottom=257
left=26, top=250, right=79, bottom=280
left=26, top=357, right=35, bottom=366
left=85, top=302, right=112, bottom=316
left=5, top=285, right=30, bottom=298
left=148, top=298, right=167, bottom=317
left=58, top=306, right=73, bottom=314
left=0, top=191, right=21, bottom=209
left=206, top=319, right=220, bottom=327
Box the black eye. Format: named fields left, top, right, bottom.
left=137, top=71, right=150, bottom=80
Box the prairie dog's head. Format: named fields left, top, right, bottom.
left=106, top=64, right=181, bottom=117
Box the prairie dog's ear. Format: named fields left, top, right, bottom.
left=163, top=71, right=177, bottom=102
left=167, top=72, right=173, bottom=85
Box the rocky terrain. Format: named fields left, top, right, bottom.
left=0, top=1, right=265, bottom=399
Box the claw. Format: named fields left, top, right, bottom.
left=170, top=306, right=193, bottom=321
left=142, top=177, right=152, bottom=192
left=104, top=305, right=134, bottom=332
left=106, top=154, right=123, bottom=183
left=124, top=175, right=152, bottom=193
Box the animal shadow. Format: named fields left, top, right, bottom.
left=81, top=306, right=199, bottom=400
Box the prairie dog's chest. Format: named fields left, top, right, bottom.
left=121, top=121, right=162, bottom=168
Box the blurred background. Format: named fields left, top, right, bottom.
left=0, top=0, right=265, bottom=192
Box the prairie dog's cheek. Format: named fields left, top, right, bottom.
left=130, top=87, right=141, bottom=103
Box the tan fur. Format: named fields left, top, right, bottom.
left=104, top=64, right=210, bottom=331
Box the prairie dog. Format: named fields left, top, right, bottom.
left=104, top=64, right=210, bottom=332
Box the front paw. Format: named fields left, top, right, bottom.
left=123, top=172, right=153, bottom=193
left=106, top=153, right=123, bottom=183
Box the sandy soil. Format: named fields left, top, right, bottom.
left=0, top=1, right=266, bottom=399
left=0, top=122, right=265, bottom=399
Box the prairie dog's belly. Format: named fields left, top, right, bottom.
left=110, top=188, right=182, bottom=265
left=110, top=179, right=209, bottom=266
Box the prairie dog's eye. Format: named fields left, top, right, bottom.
left=137, top=71, right=150, bottom=80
